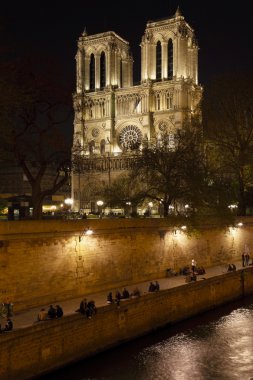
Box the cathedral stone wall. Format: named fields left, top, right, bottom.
left=0, top=218, right=252, bottom=312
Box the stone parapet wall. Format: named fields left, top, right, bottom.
left=0, top=269, right=253, bottom=380
left=0, top=218, right=252, bottom=311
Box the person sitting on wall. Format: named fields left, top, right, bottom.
left=148, top=282, right=156, bottom=292
left=86, top=300, right=96, bottom=319
left=180, top=266, right=191, bottom=275
left=56, top=305, right=63, bottom=318
left=227, top=264, right=233, bottom=272
left=47, top=305, right=57, bottom=319
left=122, top=288, right=130, bottom=299
left=154, top=281, right=160, bottom=291
left=4, top=318, right=13, bottom=331
left=37, top=308, right=48, bottom=321
left=115, top=290, right=122, bottom=302
left=107, top=292, right=113, bottom=304
left=131, top=287, right=141, bottom=297
left=76, top=298, right=87, bottom=315
left=196, top=266, right=206, bottom=275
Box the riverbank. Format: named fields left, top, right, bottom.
left=1, top=264, right=253, bottom=380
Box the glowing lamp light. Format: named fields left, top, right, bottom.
left=64, top=198, right=73, bottom=205
left=237, top=222, right=243, bottom=227
left=181, top=225, right=187, bottom=230
left=228, top=204, right=238, bottom=209
left=79, top=227, right=93, bottom=242
left=85, top=228, right=93, bottom=235
left=96, top=200, right=104, bottom=207
left=148, top=202, right=153, bottom=207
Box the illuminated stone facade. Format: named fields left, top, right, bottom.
left=72, top=8, right=202, bottom=211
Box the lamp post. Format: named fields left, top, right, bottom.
left=96, top=200, right=104, bottom=219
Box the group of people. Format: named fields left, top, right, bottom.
left=37, top=304, right=63, bottom=321
left=148, top=281, right=160, bottom=292
left=227, top=263, right=237, bottom=272
left=0, top=318, right=13, bottom=332
left=107, top=286, right=142, bottom=305
left=76, top=299, right=97, bottom=319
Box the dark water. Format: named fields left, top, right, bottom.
left=39, top=296, right=253, bottom=380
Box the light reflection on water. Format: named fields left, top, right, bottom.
left=40, top=298, right=253, bottom=380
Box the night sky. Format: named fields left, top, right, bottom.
left=2, top=0, right=253, bottom=89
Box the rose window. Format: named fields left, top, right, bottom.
left=159, top=122, right=168, bottom=132
left=92, top=128, right=99, bottom=138
left=119, top=125, right=142, bottom=150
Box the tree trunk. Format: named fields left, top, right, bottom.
left=31, top=191, right=44, bottom=220
left=237, top=175, right=246, bottom=216
left=163, top=202, right=169, bottom=217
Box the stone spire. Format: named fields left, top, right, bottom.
left=82, top=27, right=87, bottom=37
left=174, top=6, right=182, bottom=17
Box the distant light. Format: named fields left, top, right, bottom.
left=228, top=204, right=238, bottom=209
left=237, top=222, right=243, bottom=227
left=97, top=200, right=104, bottom=206
left=185, top=204, right=189, bottom=209
left=181, top=225, right=187, bottom=230
left=65, top=198, right=73, bottom=205
left=148, top=202, right=153, bottom=207
left=85, top=228, right=93, bottom=235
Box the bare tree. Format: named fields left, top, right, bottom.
left=133, top=123, right=208, bottom=217
left=0, top=54, right=73, bottom=219
left=203, top=74, right=253, bottom=216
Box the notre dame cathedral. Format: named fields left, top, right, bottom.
left=72, top=7, right=202, bottom=213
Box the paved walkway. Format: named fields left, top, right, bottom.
left=7, top=261, right=243, bottom=330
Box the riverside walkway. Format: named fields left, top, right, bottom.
left=10, top=261, right=243, bottom=330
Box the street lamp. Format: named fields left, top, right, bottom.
left=96, top=200, right=104, bottom=218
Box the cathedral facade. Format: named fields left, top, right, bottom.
left=72, top=8, right=202, bottom=212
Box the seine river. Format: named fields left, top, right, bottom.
left=39, top=296, right=253, bottom=380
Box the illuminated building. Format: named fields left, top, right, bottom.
left=72, top=7, right=202, bottom=212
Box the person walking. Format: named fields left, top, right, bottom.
left=242, top=251, right=245, bottom=267
left=191, top=259, right=196, bottom=273
left=244, top=245, right=250, bottom=266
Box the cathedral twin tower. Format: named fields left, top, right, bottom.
left=72, top=7, right=202, bottom=211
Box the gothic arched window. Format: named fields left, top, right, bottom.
left=89, top=53, right=95, bottom=91
left=100, top=139, right=105, bottom=155
left=89, top=140, right=95, bottom=155
left=156, top=94, right=161, bottom=110
left=168, top=39, right=173, bottom=80
left=100, top=51, right=106, bottom=89
left=156, top=41, right=162, bottom=81
left=120, top=59, right=123, bottom=88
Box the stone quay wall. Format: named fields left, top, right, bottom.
left=0, top=218, right=252, bottom=311
left=1, top=268, right=253, bottom=380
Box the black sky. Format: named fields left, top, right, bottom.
left=2, top=0, right=253, bottom=89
